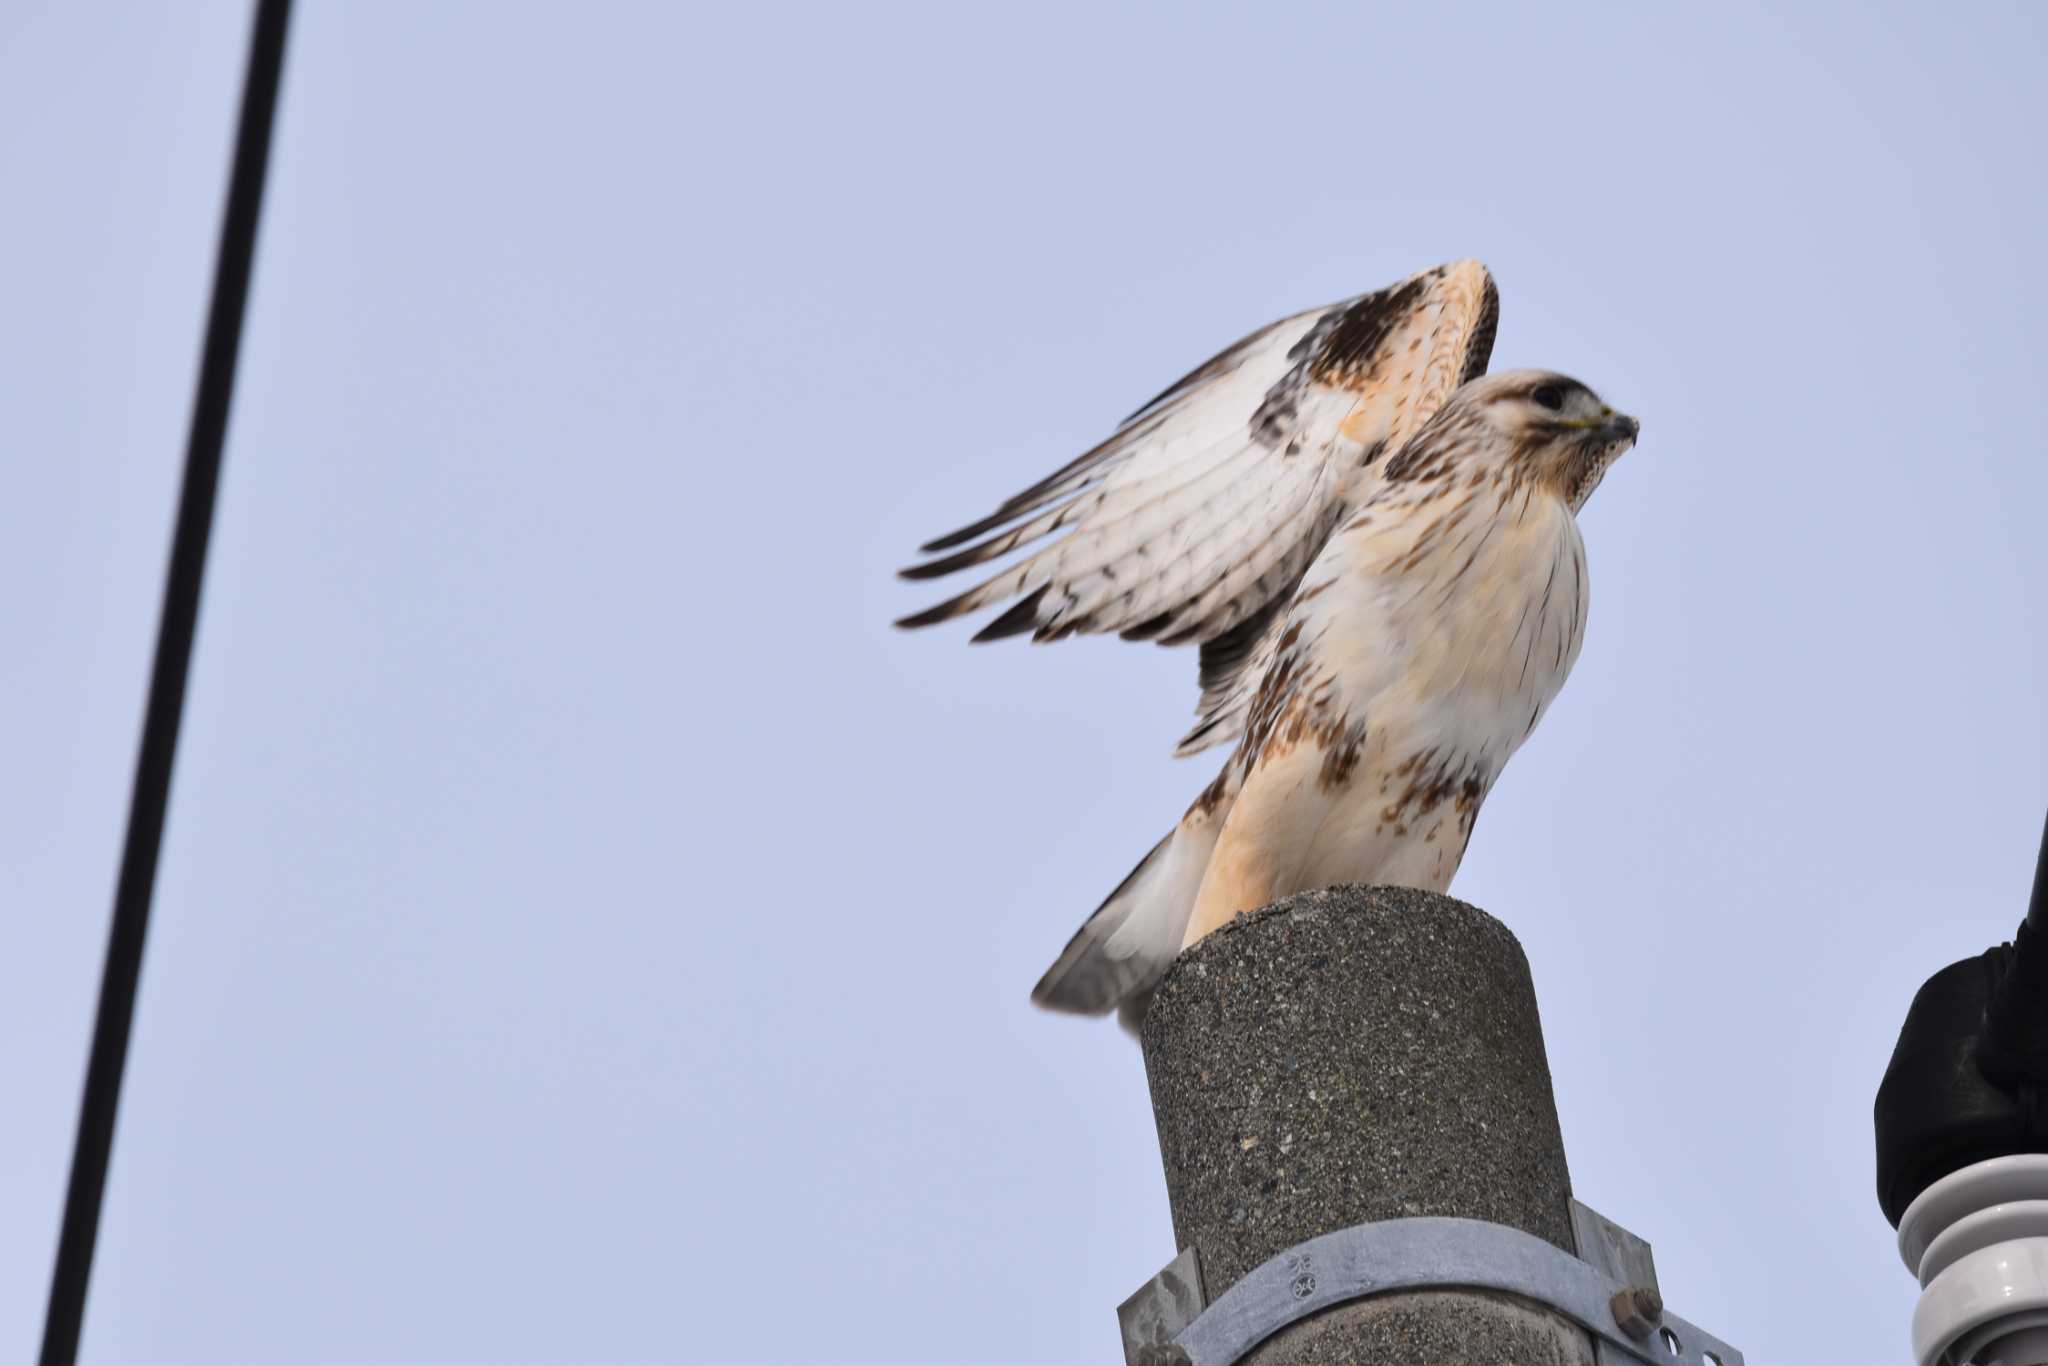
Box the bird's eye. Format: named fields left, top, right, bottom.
left=1531, top=383, right=1566, bottom=412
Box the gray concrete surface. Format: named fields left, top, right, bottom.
left=1138, top=886, right=1594, bottom=1364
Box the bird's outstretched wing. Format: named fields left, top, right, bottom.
left=897, top=259, right=1499, bottom=754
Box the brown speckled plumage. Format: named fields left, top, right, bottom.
left=896, top=263, right=1638, bottom=1029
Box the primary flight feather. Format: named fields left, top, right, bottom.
left=897, top=261, right=1639, bottom=1029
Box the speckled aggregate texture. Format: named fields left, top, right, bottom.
left=1139, top=886, right=1579, bottom=1300
left=1253, top=1289, right=1595, bottom=1364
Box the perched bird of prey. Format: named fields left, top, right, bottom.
left=898, top=261, right=1638, bottom=1029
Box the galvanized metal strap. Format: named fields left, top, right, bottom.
left=1171, top=1216, right=1744, bottom=1366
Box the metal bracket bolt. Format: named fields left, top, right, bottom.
left=1610, top=1286, right=1664, bottom=1340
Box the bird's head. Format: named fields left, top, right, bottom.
left=1391, top=368, right=1639, bottom=510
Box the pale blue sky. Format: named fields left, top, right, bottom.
left=6, top=3, right=2047, bottom=1362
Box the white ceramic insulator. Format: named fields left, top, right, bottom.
left=1898, top=1155, right=2048, bottom=1366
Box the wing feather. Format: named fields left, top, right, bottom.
left=899, top=427, right=1268, bottom=631
left=898, top=259, right=1500, bottom=754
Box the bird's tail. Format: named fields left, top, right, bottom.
left=1031, top=813, right=1219, bottom=1034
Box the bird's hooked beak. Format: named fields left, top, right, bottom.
left=1562, top=406, right=1640, bottom=447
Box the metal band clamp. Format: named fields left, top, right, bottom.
left=1123, top=1208, right=1744, bottom=1366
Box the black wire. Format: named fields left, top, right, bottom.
left=40, top=3, right=293, bottom=1361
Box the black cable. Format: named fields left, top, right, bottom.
left=40, top=3, right=293, bottom=1361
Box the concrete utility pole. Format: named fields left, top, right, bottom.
left=1118, top=886, right=1741, bottom=1366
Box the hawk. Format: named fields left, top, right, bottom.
left=898, top=261, right=1639, bottom=1029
